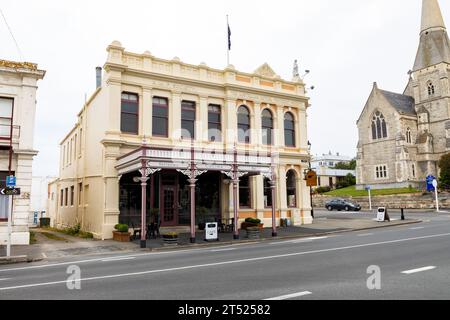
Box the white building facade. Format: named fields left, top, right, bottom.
left=0, top=60, right=45, bottom=245
left=48, top=41, right=313, bottom=241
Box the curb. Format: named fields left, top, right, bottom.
left=147, top=219, right=422, bottom=253
left=0, top=255, right=44, bottom=266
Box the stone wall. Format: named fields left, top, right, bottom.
left=313, top=192, right=450, bottom=210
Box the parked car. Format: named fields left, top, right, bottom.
left=325, top=199, right=361, bottom=212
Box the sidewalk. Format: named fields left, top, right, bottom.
left=0, top=218, right=421, bottom=265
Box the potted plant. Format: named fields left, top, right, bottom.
left=162, top=232, right=178, bottom=246
left=196, top=207, right=208, bottom=231
left=113, top=224, right=131, bottom=242
left=241, top=218, right=263, bottom=231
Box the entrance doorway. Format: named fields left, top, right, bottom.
left=161, top=185, right=177, bottom=226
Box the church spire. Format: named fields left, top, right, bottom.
left=413, top=0, right=450, bottom=71
left=421, top=0, right=446, bottom=34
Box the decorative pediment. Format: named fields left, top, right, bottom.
left=254, top=63, right=277, bottom=78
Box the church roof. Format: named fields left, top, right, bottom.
left=379, top=90, right=416, bottom=116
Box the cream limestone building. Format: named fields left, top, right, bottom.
left=357, top=0, right=450, bottom=190
left=0, top=60, right=45, bottom=245
left=48, top=41, right=312, bottom=241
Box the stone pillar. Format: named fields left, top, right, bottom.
left=225, top=99, right=237, bottom=149
left=171, top=92, right=182, bottom=140
left=255, top=175, right=265, bottom=222
left=254, top=102, right=262, bottom=146
left=142, top=88, right=152, bottom=137
left=298, top=107, right=308, bottom=150
left=106, top=73, right=123, bottom=137
left=278, top=166, right=288, bottom=215
left=276, top=106, right=285, bottom=147
left=199, top=96, right=208, bottom=142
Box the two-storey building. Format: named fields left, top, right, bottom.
left=48, top=41, right=312, bottom=241
left=0, top=59, right=45, bottom=245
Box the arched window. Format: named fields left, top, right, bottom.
left=371, top=111, right=387, bottom=140
left=286, top=170, right=297, bottom=208
left=427, top=81, right=435, bottom=96
left=406, top=128, right=412, bottom=144
left=284, top=112, right=296, bottom=147
left=261, top=109, right=273, bottom=146
left=237, top=105, right=251, bottom=143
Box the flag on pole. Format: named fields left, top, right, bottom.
left=227, top=20, right=231, bottom=50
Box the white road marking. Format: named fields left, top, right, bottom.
left=270, top=236, right=329, bottom=245
left=210, top=248, right=236, bottom=252
left=410, top=227, right=425, bottom=230
left=265, top=291, right=312, bottom=300
left=402, top=266, right=436, bottom=275
left=357, top=233, right=373, bottom=237
left=0, top=278, right=10, bottom=281
left=102, top=257, right=136, bottom=262
left=1, top=233, right=450, bottom=291
left=0, top=247, right=230, bottom=273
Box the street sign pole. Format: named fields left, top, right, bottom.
left=6, top=195, right=12, bottom=257
left=433, top=179, right=439, bottom=213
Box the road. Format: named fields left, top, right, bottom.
left=0, top=210, right=449, bottom=300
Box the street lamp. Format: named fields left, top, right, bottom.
left=307, top=141, right=314, bottom=219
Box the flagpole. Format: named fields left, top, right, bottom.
left=227, top=14, right=230, bottom=66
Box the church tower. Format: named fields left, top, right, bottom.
left=407, top=0, right=450, bottom=179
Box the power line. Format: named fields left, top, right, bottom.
left=0, top=7, right=23, bottom=61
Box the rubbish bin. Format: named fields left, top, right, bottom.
left=205, top=222, right=218, bottom=241
left=40, top=217, right=51, bottom=228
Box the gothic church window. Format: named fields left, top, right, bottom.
left=406, top=128, right=412, bottom=144
left=427, top=81, right=435, bottom=96
left=375, top=165, right=388, bottom=179
left=371, top=111, right=387, bottom=140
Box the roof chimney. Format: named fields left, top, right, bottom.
left=96, top=67, right=102, bottom=89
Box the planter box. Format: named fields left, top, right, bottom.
left=163, top=237, right=178, bottom=246
left=246, top=227, right=260, bottom=240
left=113, top=231, right=131, bottom=242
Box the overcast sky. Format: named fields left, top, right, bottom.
left=1, top=0, right=449, bottom=177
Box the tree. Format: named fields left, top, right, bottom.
left=345, top=173, right=356, bottom=186
left=333, top=160, right=356, bottom=170
left=438, top=153, right=450, bottom=189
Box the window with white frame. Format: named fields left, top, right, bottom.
left=375, top=165, right=388, bottom=179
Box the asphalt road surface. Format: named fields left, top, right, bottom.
left=0, top=210, right=449, bottom=300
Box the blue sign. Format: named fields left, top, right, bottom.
left=365, top=186, right=371, bottom=191
left=6, top=176, right=16, bottom=187
left=426, top=175, right=436, bottom=192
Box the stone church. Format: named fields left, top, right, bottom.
left=357, top=0, right=450, bottom=190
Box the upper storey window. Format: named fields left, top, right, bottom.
left=237, top=105, right=251, bottom=144
left=0, top=97, right=13, bottom=139
left=121, top=93, right=139, bottom=135
left=284, top=112, right=296, bottom=147
left=427, top=81, right=435, bottom=96
left=208, top=104, right=221, bottom=142
left=261, top=109, right=274, bottom=146
left=181, top=101, right=196, bottom=140
left=371, top=111, right=387, bottom=140
left=152, top=97, right=169, bottom=137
